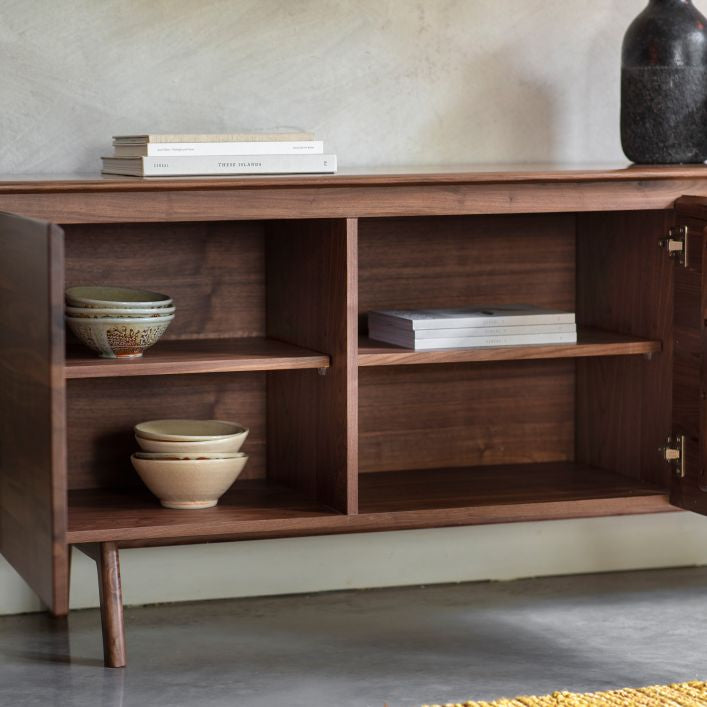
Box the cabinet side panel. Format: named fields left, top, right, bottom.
left=576, top=210, right=673, bottom=485
left=0, top=213, right=67, bottom=612
left=266, top=219, right=358, bottom=513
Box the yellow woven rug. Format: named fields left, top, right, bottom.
left=422, top=681, right=707, bottom=706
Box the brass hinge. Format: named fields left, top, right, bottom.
left=660, top=434, right=685, bottom=478
left=659, top=225, right=689, bottom=266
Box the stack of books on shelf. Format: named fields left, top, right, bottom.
left=101, top=129, right=337, bottom=177
left=367, top=305, right=577, bottom=350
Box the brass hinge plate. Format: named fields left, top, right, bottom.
left=659, top=226, right=688, bottom=266
left=660, top=434, right=686, bottom=478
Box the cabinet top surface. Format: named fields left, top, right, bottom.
left=2, top=163, right=707, bottom=193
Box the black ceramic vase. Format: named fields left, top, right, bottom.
left=621, top=0, right=707, bottom=164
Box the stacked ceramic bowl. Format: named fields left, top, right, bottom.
left=131, top=420, right=249, bottom=509
left=65, top=286, right=175, bottom=359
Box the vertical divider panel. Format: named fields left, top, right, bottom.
left=266, top=218, right=358, bottom=514
left=0, top=212, right=68, bottom=614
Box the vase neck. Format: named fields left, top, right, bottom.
left=648, top=0, right=692, bottom=5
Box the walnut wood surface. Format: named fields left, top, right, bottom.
left=65, top=337, right=329, bottom=378
left=668, top=211, right=707, bottom=513
left=64, top=221, right=265, bottom=340
left=359, top=360, right=574, bottom=473
left=358, top=329, right=660, bottom=366
left=576, top=211, right=675, bottom=486
left=266, top=219, right=358, bottom=513
left=66, top=462, right=673, bottom=545
left=0, top=212, right=68, bottom=614
left=358, top=214, right=575, bottom=324
left=66, top=373, right=266, bottom=489
left=1, top=164, right=707, bottom=192
left=2, top=180, right=707, bottom=224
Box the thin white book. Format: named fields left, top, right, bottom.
left=368, top=329, right=578, bottom=350
left=101, top=154, right=337, bottom=177
left=113, top=141, right=324, bottom=157
left=368, top=306, right=575, bottom=331
left=112, top=130, right=315, bottom=144
left=369, top=322, right=576, bottom=345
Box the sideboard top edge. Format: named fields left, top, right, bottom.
left=1, top=163, right=707, bottom=194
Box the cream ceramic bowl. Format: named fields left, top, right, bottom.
left=66, top=314, right=174, bottom=358
left=134, top=419, right=246, bottom=442
left=134, top=432, right=248, bottom=454
left=132, top=452, right=242, bottom=461
left=66, top=286, right=173, bottom=309
left=65, top=305, right=176, bottom=319
left=130, top=453, right=248, bottom=509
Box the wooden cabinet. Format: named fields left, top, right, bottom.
left=1, top=165, right=707, bottom=667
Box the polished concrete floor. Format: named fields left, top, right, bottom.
left=1, top=567, right=707, bottom=706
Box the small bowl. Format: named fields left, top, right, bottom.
left=130, top=453, right=248, bottom=509
left=66, top=314, right=174, bottom=358
left=66, top=305, right=176, bottom=319
left=134, top=419, right=246, bottom=442
left=66, top=286, right=173, bottom=309
left=135, top=432, right=248, bottom=454
left=132, top=451, right=243, bottom=461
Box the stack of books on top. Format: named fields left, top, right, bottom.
left=101, top=129, right=336, bottom=177
left=367, top=305, right=577, bottom=350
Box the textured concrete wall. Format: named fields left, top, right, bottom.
left=4, top=0, right=707, bottom=614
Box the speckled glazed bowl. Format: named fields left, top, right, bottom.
left=130, top=453, right=248, bottom=509
left=65, top=305, right=176, bottom=319
left=134, top=430, right=248, bottom=454
left=65, top=286, right=173, bottom=309
left=134, top=420, right=246, bottom=442
left=65, top=314, right=174, bottom=358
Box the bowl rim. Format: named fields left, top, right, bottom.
left=65, top=314, right=175, bottom=324
left=134, top=434, right=247, bottom=448
left=65, top=305, right=176, bottom=314
left=132, top=452, right=247, bottom=460
left=66, top=285, right=173, bottom=308
left=134, top=419, right=248, bottom=442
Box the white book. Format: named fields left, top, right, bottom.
left=113, top=141, right=324, bottom=157
left=368, top=306, right=575, bottom=331
left=112, top=130, right=314, bottom=144
left=368, top=330, right=578, bottom=350
left=369, top=322, right=576, bottom=345
left=101, top=154, right=337, bottom=177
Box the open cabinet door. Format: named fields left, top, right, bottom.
left=669, top=197, right=707, bottom=513
left=0, top=212, right=67, bottom=614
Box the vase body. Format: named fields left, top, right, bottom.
left=621, top=0, right=707, bottom=164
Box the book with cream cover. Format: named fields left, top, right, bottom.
left=113, top=130, right=315, bottom=144
left=113, top=140, right=324, bottom=157
left=102, top=154, right=337, bottom=177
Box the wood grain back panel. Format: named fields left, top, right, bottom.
left=64, top=221, right=265, bottom=340
left=358, top=213, right=576, bottom=330
left=66, top=373, right=266, bottom=490
left=575, top=211, right=674, bottom=486
left=359, top=360, right=575, bottom=473
left=266, top=219, right=358, bottom=513
left=0, top=212, right=67, bottom=613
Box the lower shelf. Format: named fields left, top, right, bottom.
left=67, top=462, right=675, bottom=545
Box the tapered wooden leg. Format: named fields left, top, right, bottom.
left=97, top=542, right=126, bottom=668
left=78, top=542, right=127, bottom=668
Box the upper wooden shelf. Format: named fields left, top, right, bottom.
left=65, top=337, right=329, bottom=379
left=357, top=328, right=661, bottom=367
left=2, top=163, right=707, bottom=193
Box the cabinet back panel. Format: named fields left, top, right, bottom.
left=63, top=221, right=265, bottom=340
left=66, top=374, right=265, bottom=490
left=358, top=214, right=575, bottom=327
left=359, top=360, right=574, bottom=472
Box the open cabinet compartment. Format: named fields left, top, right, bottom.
left=356, top=211, right=673, bottom=517
left=60, top=217, right=357, bottom=543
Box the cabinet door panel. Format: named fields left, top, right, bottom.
left=670, top=198, right=707, bottom=513
left=0, top=212, right=67, bottom=613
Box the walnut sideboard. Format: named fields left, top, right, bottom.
left=2, top=164, right=707, bottom=668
